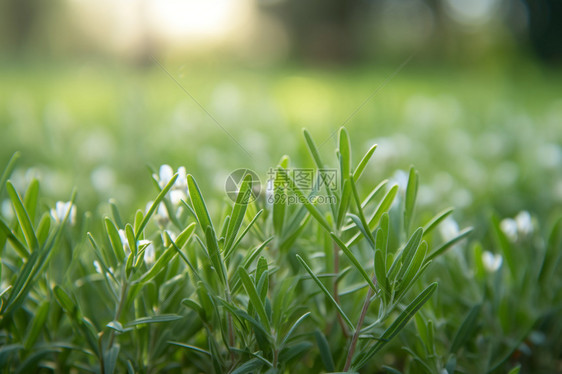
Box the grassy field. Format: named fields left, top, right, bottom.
left=0, top=61, right=561, bottom=373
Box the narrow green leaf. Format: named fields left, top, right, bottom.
left=225, top=209, right=264, bottom=260
left=280, top=312, right=311, bottom=347
left=353, top=144, right=377, bottom=181
left=422, top=208, right=454, bottom=237
left=404, top=166, right=418, bottom=235
left=374, top=249, right=388, bottom=301
left=394, top=228, right=424, bottom=282
left=53, top=285, right=75, bottom=313
left=206, top=226, right=227, bottom=285
left=347, top=184, right=398, bottom=247
left=168, top=341, right=211, bottom=356
left=507, top=365, right=521, bottom=374
left=35, top=213, right=51, bottom=246
left=125, top=223, right=137, bottom=256
left=23, top=179, right=39, bottom=224
left=353, top=282, right=438, bottom=369
left=109, top=199, right=124, bottom=229
left=136, top=173, right=178, bottom=238
left=0, top=152, right=20, bottom=196
left=303, top=128, right=325, bottom=169
left=125, top=314, right=182, bottom=327
left=330, top=233, right=377, bottom=292
left=539, top=217, right=562, bottom=284
left=225, top=174, right=252, bottom=251
left=238, top=267, right=271, bottom=331
left=231, top=358, right=264, bottom=374
left=339, top=127, right=351, bottom=185
left=133, top=210, right=144, bottom=234
left=350, top=176, right=376, bottom=246
left=187, top=174, right=213, bottom=234
left=336, top=179, right=352, bottom=228
left=105, top=218, right=124, bottom=263
left=24, top=301, right=49, bottom=350
left=104, top=345, right=120, bottom=374
left=450, top=304, right=481, bottom=354
left=313, top=329, right=335, bottom=372
left=296, top=254, right=354, bottom=330
left=279, top=341, right=312, bottom=362
left=7, top=181, right=39, bottom=252
left=426, top=227, right=473, bottom=262
left=398, top=241, right=428, bottom=296
left=0, top=217, right=30, bottom=258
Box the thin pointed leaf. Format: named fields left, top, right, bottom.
left=7, top=181, right=39, bottom=252
left=404, top=166, right=418, bottom=235
left=187, top=174, right=213, bottom=234
left=105, top=218, right=124, bottom=263
left=225, top=174, right=252, bottom=251
left=303, top=128, right=325, bottom=169
left=450, top=305, right=481, bottom=354
left=339, top=128, right=351, bottom=185
left=426, top=227, right=473, bottom=262
left=0, top=152, right=20, bottom=196
left=168, top=341, right=211, bottom=356
left=353, top=144, right=377, bottom=181
left=136, top=173, right=178, bottom=238
left=295, top=254, right=354, bottom=330
left=330, top=233, right=377, bottom=292
left=422, top=208, right=454, bottom=237
left=238, top=267, right=271, bottom=331
left=314, top=329, right=335, bottom=372
left=353, top=282, right=438, bottom=370
left=280, top=312, right=311, bottom=347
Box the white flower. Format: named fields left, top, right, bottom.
left=515, top=211, right=533, bottom=236
left=482, top=251, right=502, bottom=272
left=500, top=211, right=533, bottom=242
left=1, top=200, right=14, bottom=221
left=142, top=241, right=155, bottom=266
left=118, top=229, right=131, bottom=255
left=93, top=260, right=103, bottom=274
left=500, top=218, right=518, bottom=242
left=440, top=216, right=460, bottom=241
left=154, top=164, right=189, bottom=208
left=50, top=201, right=76, bottom=225
left=157, top=164, right=174, bottom=189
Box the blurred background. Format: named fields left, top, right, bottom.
left=1, top=0, right=561, bottom=226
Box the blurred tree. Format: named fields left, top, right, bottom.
left=525, top=0, right=562, bottom=63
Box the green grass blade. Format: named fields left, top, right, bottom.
left=23, top=179, right=39, bottom=224
left=450, top=304, right=481, bottom=354
left=136, top=173, right=178, bottom=238
left=422, top=208, right=454, bottom=237
left=0, top=152, right=20, bottom=197
left=353, top=144, right=377, bottom=181
left=0, top=217, right=30, bottom=258
left=296, top=254, right=354, bottom=330
left=238, top=267, right=271, bottom=331
left=404, top=166, right=418, bottom=235
left=187, top=174, right=214, bottom=234
left=303, top=128, right=325, bottom=169
left=353, top=282, right=438, bottom=369
left=6, top=181, right=39, bottom=253
left=313, top=328, right=335, bottom=372
left=426, top=227, right=473, bottom=262
left=280, top=312, right=311, bottom=347
left=105, top=217, right=124, bottom=264
left=350, top=176, right=376, bottom=246
left=339, top=127, right=351, bottom=185
left=330, top=233, right=377, bottom=292
left=225, top=174, right=252, bottom=252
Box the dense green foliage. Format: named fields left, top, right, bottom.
left=1, top=127, right=561, bottom=373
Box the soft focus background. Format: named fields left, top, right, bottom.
left=1, top=0, right=562, bottom=226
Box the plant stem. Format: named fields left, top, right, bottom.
left=343, top=276, right=376, bottom=372
left=333, top=242, right=350, bottom=338
left=108, top=280, right=128, bottom=349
